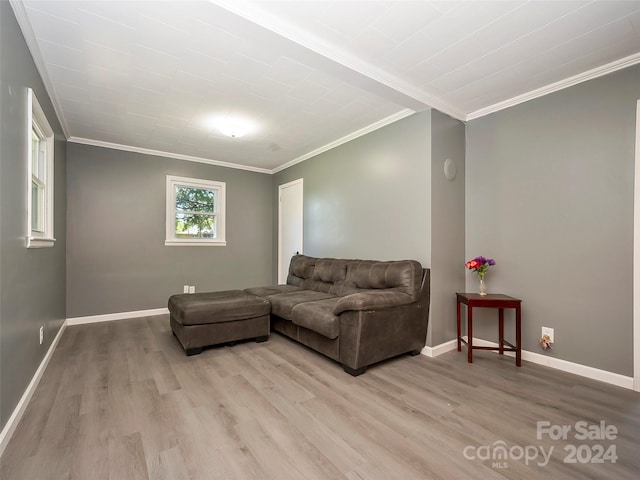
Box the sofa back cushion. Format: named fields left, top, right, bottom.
left=286, top=255, right=423, bottom=301
left=312, top=258, right=347, bottom=283
left=287, top=254, right=316, bottom=287
left=343, top=260, right=423, bottom=300
left=308, top=258, right=347, bottom=294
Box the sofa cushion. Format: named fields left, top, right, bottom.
left=290, top=254, right=316, bottom=278
left=312, top=258, right=347, bottom=283
left=267, top=290, right=335, bottom=320
left=168, top=290, right=271, bottom=326
left=287, top=255, right=317, bottom=288
left=333, top=291, right=413, bottom=315
left=291, top=298, right=340, bottom=339
left=304, top=258, right=348, bottom=294
left=244, top=285, right=302, bottom=297
left=343, top=260, right=423, bottom=300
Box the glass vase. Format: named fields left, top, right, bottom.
left=478, top=276, right=487, bottom=296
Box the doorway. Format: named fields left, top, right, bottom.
left=278, top=179, right=303, bottom=284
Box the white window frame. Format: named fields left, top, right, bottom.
left=165, top=175, right=226, bottom=246
left=27, top=89, right=55, bottom=248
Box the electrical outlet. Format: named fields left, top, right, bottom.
left=39, top=326, right=44, bottom=345
left=541, top=326, right=554, bottom=343
left=188, top=285, right=195, bottom=294
left=183, top=285, right=189, bottom=294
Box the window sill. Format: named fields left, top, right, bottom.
left=165, top=239, right=226, bottom=247
left=27, top=236, right=56, bottom=248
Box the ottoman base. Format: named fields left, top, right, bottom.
left=168, top=290, right=271, bottom=356
left=170, top=314, right=270, bottom=355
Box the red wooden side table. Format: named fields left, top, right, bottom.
left=456, top=293, right=522, bottom=366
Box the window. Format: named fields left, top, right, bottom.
left=165, top=175, right=226, bottom=246
left=27, top=89, right=55, bottom=248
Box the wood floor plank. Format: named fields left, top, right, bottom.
left=108, top=432, right=150, bottom=480
left=2, top=315, right=639, bottom=480
left=238, top=348, right=316, bottom=403
left=146, top=350, right=182, bottom=395
left=301, top=395, right=446, bottom=480
left=69, top=408, right=110, bottom=480
left=229, top=375, right=345, bottom=480
left=147, top=446, right=190, bottom=480
left=194, top=404, right=265, bottom=479
left=234, top=416, right=329, bottom=480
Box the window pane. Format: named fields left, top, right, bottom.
left=31, top=182, right=44, bottom=233
left=38, top=143, right=46, bottom=182
left=165, top=175, right=225, bottom=246
left=31, top=129, right=47, bottom=182
left=32, top=129, right=40, bottom=177
left=175, top=186, right=215, bottom=213
left=175, top=213, right=216, bottom=238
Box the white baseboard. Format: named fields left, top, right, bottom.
left=421, top=339, right=458, bottom=357
left=1, top=307, right=170, bottom=456
left=0, top=320, right=67, bottom=457
left=425, top=336, right=634, bottom=390
left=66, top=307, right=169, bottom=325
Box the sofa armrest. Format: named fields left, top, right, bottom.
left=338, top=302, right=428, bottom=372
left=333, top=291, right=413, bottom=315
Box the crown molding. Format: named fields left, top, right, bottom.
left=271, top=108, right=416, bottom=174
left=466, top=52, right=640, bottom=121
left=69, top=108, right=415, bottom=175
left=67, top=137, right=273, bottom=174
left=9, top=0, right=71, bottom=139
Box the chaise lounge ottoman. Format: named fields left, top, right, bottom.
left=168, top=290, right=271, bottom=355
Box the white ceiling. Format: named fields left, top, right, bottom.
left=11, top=0, right=640, bottom=173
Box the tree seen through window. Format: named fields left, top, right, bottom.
left=175, top=186, right=216, bottom=238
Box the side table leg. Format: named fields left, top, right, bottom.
left=467, top=306, right=473, bottom=363
left=516, top=305, right=522, bottom=367
left=498, top=308, right=504, bottom=355
left=457, top=300, right=462, bottom=352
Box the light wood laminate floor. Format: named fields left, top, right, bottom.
left=1, top=315, right=639, bottom=479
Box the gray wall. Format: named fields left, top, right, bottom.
left=466, top=64, right=640, bottom=376
left=66, top=143, right=273, bottom=318
left=273, top=112, right=432, bottom=267
left=0, top=2, right=67, bottom=430
left=430, top=110, right=466, bottom=346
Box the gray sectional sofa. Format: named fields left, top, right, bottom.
left=245, top=254, right=430, bottom=376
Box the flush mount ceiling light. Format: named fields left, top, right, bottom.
left=218, top=122, right=248, bottom=138
left=205, top=115, right=257, bottom=139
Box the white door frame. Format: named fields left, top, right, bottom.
left=278, top=178, right=304, bottom=284
left=634, top=99, right=640, bottom=391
